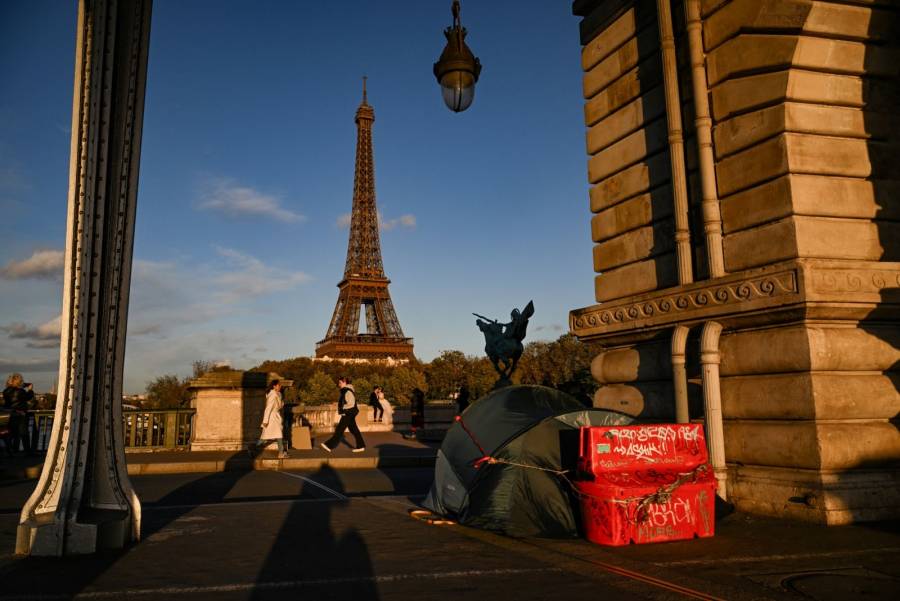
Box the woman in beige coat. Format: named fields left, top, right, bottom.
left=254, top=380, right=287, bottom=458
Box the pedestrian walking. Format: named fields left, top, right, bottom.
left=320, top=376, right=366, bottom=453
left=369, top=386, right=383, bottom=423
left=3, top=373, right=34, bottom=455
left=253, top=380, right=287, bottom=458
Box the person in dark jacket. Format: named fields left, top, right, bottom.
left=456, top=385, right=470, bottom=414
left=3, top=373, right=34, bottom=455
left=369, top=386, right=384, bottom=423
left=320, top=376, right=366, bottom=453
left=410, top=388, right=426, bottom=433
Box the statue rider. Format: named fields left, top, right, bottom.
left=474, top=301, right=535, bottom=383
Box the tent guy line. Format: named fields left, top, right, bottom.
left=276, top=470, right=349, bottom=500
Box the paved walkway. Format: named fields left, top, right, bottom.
left=1, top=435, right=898, bottom=599
left=0, top=468, right=896, bottom=600
left=0, top=432, right=440, bottom=479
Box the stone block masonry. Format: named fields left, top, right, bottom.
left=571, top=0, right=900, bottom=524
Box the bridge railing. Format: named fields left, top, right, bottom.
left=23, top=409, right=195, bottom=452
left=298, top=401, right=456, bottom=433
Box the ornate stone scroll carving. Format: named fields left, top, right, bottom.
left=810, top=267, right=900, bottom=295
left=571, top=266, right=800, bottom=334
left=17, top=0, right=152, bottom=556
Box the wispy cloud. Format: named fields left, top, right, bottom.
left=336, top=212, right=416, bottom=231
left=124, top=249, right=311, bottom=339
left=123, top=329, right=271, bottom=393
left=197, top=177, right=305, bottom=223
left=0, top=357, right=58, bottom=373
left=213, top=246, right=311, bottom=303
left=1, top=315, right=62, bottom=349
left=533, top=324, right=565, bottom=334
left=0, top=249, right=64, bottom=280
left=128, top=324, right=163, bottom=337
left=336, top=212, right=352, bottom=228
left=126, top=258, right=235, bottom=339
left=381, top=214, right=416, bottom=231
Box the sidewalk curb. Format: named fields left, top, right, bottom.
left=3, top=455, right=437, bottom=479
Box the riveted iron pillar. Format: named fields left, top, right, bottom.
left=17, top=0, right=152, bottom=555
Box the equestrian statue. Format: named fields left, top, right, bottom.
left=474, top=300, right=534, bottom=385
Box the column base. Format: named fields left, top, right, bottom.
left=728, top=464, right=900, bottom=525
left=17, top=509, right=133, bottom=556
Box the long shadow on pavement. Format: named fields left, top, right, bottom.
left=250, top=463, right=380, bottom=601
left=0, top=454, right=254, bottom=598
left=374, top=443, right=435, bottom=503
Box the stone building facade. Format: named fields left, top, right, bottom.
left=570, top=0, right=900, bottom=524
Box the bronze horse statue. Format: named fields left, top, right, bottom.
left=474, top=301, right=534, bottom=381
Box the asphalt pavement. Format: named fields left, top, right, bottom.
left=0, top=469, right=896, bottom=600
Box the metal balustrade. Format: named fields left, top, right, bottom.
left=299, top=401, right=456, bottom=432
left=21, top=409, right=195, bottom=452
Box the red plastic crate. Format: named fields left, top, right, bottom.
left=576, top=474, right=716, bottom=546
left=578, top=423, right=708, bottom=479
left=574, top=423, right=716, bottom=546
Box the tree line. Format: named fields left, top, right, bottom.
left=143, top=334, right=599, bottom=409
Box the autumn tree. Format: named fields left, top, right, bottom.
left=466, top=357, right=499, bottom=400
left=191, top=360, right=216, bottom=379
left=145, top=374, right=190, bottom=409
left=384, top=366, right=427, bottom=406
left=425, top=350, right=469, bottom=398
left=515, top=334, right=597, bottom=405
left=297, top=370, right=337, bottom=405
left=252, top=356, right=317, bottom=386
left=351, top=376, right=375, bottom=406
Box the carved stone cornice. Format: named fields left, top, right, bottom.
left=571, top=259, right=900, bottom=340
left=807, top=265, right=900, bottom=299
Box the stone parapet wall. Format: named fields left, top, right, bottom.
left=299, top=402, right=457, bottom=433
left=187, top=371, right=292, bottom=451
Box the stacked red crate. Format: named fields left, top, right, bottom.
left=575, top=423, right=716, bottom=546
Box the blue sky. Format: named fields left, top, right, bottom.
left=0, top=1, right=595, bottom=393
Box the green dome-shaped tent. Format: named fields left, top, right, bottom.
left=423, top=385, right=632, bottom=537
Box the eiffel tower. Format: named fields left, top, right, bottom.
left=316, top=79, right=414, bottom=361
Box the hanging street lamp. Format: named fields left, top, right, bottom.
left=433, top=0, right=482, bottom=112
